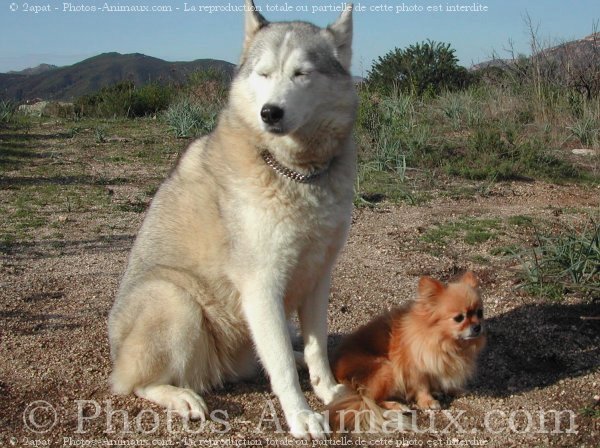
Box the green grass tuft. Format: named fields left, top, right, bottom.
left=519, top=221, right=599, bottom=301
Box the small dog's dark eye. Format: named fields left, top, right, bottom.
left=454, top=314, right=464, bottom=323
left=476, top=309, right=484, bottom=319
left=294, top=70, right=307, bottom=78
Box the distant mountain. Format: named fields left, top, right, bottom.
left=471, top=32, right=599, bottom=72
left=470, top=58, right=510, bottom=72
left=0, top=53, right=236, bottom=101
left=8, top=64, right=59, bottom=76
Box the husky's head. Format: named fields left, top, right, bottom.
left=229, top=0, right=356, bottom=143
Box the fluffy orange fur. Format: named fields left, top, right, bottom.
left=328, top=272, right=486, bottom=432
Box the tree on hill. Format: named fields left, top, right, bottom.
left=367, top=40, right=472, bottom=96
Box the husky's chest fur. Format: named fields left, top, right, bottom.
left=219, top=149, right=354, bottom=314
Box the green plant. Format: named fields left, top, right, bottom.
left=163, top=98, right=217, bottom=138
left=186, top=68, right=230, bottom=106
left=354, top=165, right=418, bottom=207
left=66, top=126, right=82, bottom=138
left=367, top=40, right=472, bottom=96
left=94, top=126, right=107, bottom=143
left=444, top=127, right=579, bottom=182
left=568, top=115, right=599, bottom=147
left=371, top=125, right=406, bottom=178
left=491, top=244, right=522, bottom=256
left=579, top=406, right=600, bottom=418
left=0, top=100, right=16, bottom=123
left=508, top=215, right=534, bottom=227
left=421, top=218, right=500, bottom=247
left=75, top=81, right=175, bottom=118
left=439, top=92, right=465, bottom=130
left=130, top=82, right=175, bottom=117
left=403, top=124, right=431, bottom=155
left=519, top=221, right=599, bottom=300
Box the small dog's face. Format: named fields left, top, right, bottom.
left=418, top=272, right=485, bottom=343
left=445, top=295, right=484, bottom=341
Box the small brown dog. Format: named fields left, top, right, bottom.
left=328, top=272, right=486, bottom=431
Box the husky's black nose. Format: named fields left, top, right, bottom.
left=261, top=105, right=284, bottom=125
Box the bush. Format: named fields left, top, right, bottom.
left=367, top=40, right=472, bottom=96
left=75, top=81, right=134, bottom=118
left=444, top=128, right=579, bottom=181
left=163, top=97, right=218, bottom=138
left=519, top=221, right=599, bottom=301
left=130, top=82, right=175, bottom=117
left=73, top=68, right=229, bottom=119
left=159, top=68, right=229, bottom=137
left=568, top=113, right=600, bottom=147
left=186, top=68, right=230, bottom=106
left=75, top=81, right=175, bottom=118
left=0, top=100, right=16, bottom=124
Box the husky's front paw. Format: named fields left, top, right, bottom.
left=315, top=383, right=350, bottom=406
left=286, top=410, right=330, bottom=440
left=134, top=385, right=208, bottom=420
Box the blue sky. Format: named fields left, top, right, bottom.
left=0, top=0, right=598, bottom=74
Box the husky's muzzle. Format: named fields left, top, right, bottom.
left=261, top=104, right=285, bottom=133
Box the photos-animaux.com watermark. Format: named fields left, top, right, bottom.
left=19, top=398, right=579, bottom=437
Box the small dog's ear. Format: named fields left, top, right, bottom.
left=243, top=0, right=268, bottom=53
left=460, top=271, right=479, bottom=288
left=418, top=276, right=445, bottom=300
left=326, top=4, right=353, bottom=71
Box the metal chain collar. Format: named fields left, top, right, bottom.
left=260, top=150, right=330, bottom=184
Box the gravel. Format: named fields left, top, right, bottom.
left=1, top=180, right=598, bottom=447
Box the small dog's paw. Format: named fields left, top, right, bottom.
left=315, top=383, right=350, bottom=405
left=418, top=398, right=441, bottom=410
left=428, top=400, right=441, bottom=410
left=381, top=401, right=411, bottom=412
left=287, top=410, right=330, bottom=440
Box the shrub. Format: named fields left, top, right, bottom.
left=519, top=221, right=599, bottom=301
left=163, top=97, right=218, bottom=138
left=0, top=100, right=16, bottom=124
left=568, top=114, right=599, bottom=147
left=130, top=82, right=175, bottom=117
left=186, top=68, right=230, bottom=106
left=75, top=81, right=175, bottom=118
left=75, top=81, right=135, bottom=118
left=367, top=40, right=473, bottom=96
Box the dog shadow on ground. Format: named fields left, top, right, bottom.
left=210, top=301, right=598, bottom=414
left=470, top=301, right=599, bottom=398
left=324, top=301, right=598, bottom=401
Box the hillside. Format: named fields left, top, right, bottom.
left=7, top=63, right=58, bottom=76
left=0, top=53, right=235, bottom=101
left=471, top=32, right=599, bottom=71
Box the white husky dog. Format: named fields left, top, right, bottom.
left=108, top=0, right=357, bottom=439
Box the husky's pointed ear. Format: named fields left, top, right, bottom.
left=460, top=271, right=479, bottom=288
left=326, top=4, right=353, bottom=71
left=243, top=0, right=268, bottom=52
left=418, top=276, right=445, bottom=301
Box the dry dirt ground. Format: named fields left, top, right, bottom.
left=0, top=119, right=599, bottom=448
